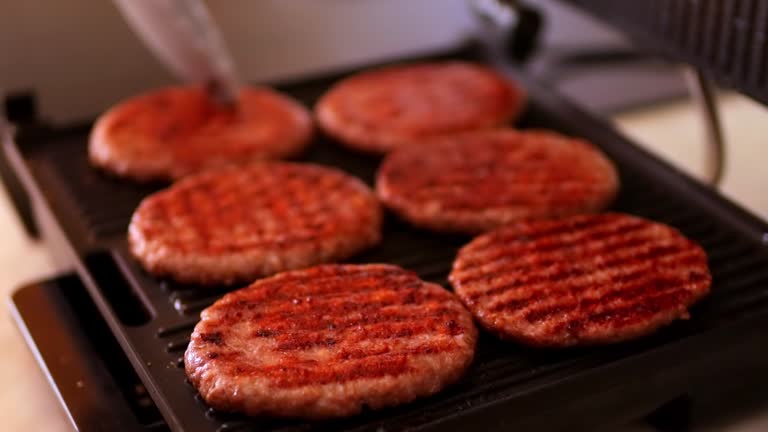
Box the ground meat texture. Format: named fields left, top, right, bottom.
left=449, top=213, right=711, bottom=348
left=128, top=162, right=381, bottom=285
left=185, top=264, right=478, bottom=418
left=315, top=61, right=525, bottom=154
left=89, top=85, right=312, bottom=181
left=376, top=129, right=619, bottom=234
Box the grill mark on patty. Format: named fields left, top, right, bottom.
left=248, top=354, right=413, bottom=388
left=93, top=86, right=314, bottom=183
left=577, top=270, right=708, bottom=309
left=459, top=219, right=647, bottom=271
left=468, top=213, right=616, bottom=249
left=455, top=227, right=657, bottom=287
left=483, top=250, right=704, bottom=314
left=217, top=295, right=436, bottom=330
left=406, top=159, right=605, bottom=181
left=522, top=303, right=579, bottom=323
left=231, top=267, right=415, bottom=301
left=382, top=141, right=599, bottom=175
left=275, top=335, right=339, bottom=351
left=344, top=317, right=463, bottom=341
left=521, top=273, right=703, bottom=324
left=559, top=288, right=697, bottom=334
left=406, top=173, right=608, bottom=192
left=400, top=165, right=580, bottom=186
left=198, top=332, right=224, bottom=345
left=201, top=350, right=242, bottom=362
left=136, top=164, right=377, bottom=254
left=317, top=62, right=524, bottom=154
left=455, top=218, right=648, bottom=269
left=235, top=282, right=434, bottom=317
left=335, top=340, right=460, bottom=361
left=186, top=264, right=477, bottom=415
left=170, top=175, right=348, bottom=251
left=476, top=243, right=701, bottom=304
left=376, top=130, right=617, bottom=232
left=448, top=213, right=711, bottom=347
left=237, top=338, right=464, bottom=389
left=219, top=270, right=466, bottom=342
left=273, top=316, right=463, bottom=352
left=423, top=188, right=606, bottom=211
left=229, top=276, right=421, bottom=309
left=253, top=306, right=459, bottom=340
left=217, top=283, right=447, bottom=329
left=458, top=238, right=694, bottom=302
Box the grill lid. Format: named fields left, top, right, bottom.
left=559, top=0, right=768, bottom=106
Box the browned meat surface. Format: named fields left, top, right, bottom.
left=315, top=62, right=525, bottom=153
left=449, top=213, right=711, bottom=347
left=185, top=264, right=478, bottom=418
left=90, top=85, right=312, bottom=181
left=377, top=129, right=619, bottom=233
left=129, top=163, right=381, bottom=285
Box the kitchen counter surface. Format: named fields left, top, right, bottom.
left=2, top=93, right=767, bottom=431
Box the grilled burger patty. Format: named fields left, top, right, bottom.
left=315, top=62, right=525, bottom=154
left=129, top=163, right=381, bottom=285
left=376, top=129, right=619, bottom=233
left=90, top=85, right=312, bottom=181
left=185, top=264, right=478, bottom=418
left=449, top=213, right=711, bottom=347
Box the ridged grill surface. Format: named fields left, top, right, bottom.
left=564, top=0, right=768, bottom=106
left=39, top=139, right=159, bottom=237
left=20, top=51, right=768, bottom=431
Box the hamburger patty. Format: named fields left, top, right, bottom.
left=315, top=62, right=525, bottom=153
left=185, top=264, right=478, bottom=418
left=449, top=213, right=711, bottom=347
left=90, top=85, right=312, bottom=181
left=129, top=162, right=381, bottom=285
left=376, top=129, right=619, bottom=233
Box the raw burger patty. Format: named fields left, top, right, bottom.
left=376, top=129, right=619, bottom=233
left=185, top=264, right=478, bottom=418
left=449, top=213, right=711, bottom=347
left=315, top=61, right=525, bottom=153
left=128, top=162, right=381, bottom=285
left=90, top=85, right=312, bottom=181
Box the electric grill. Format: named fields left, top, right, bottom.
left=6, top=2, right=768, bottom=431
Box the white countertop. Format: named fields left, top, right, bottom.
left=0, top=193, right=70, bottom=431
left=1, top=94, right=767, bottom=431
left=615, top=92, right=768, bottom=223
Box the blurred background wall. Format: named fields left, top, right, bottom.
left=0, top=0, right=623, bottom=123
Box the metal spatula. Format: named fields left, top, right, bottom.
left=113, top=0, right=240, bottom=105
